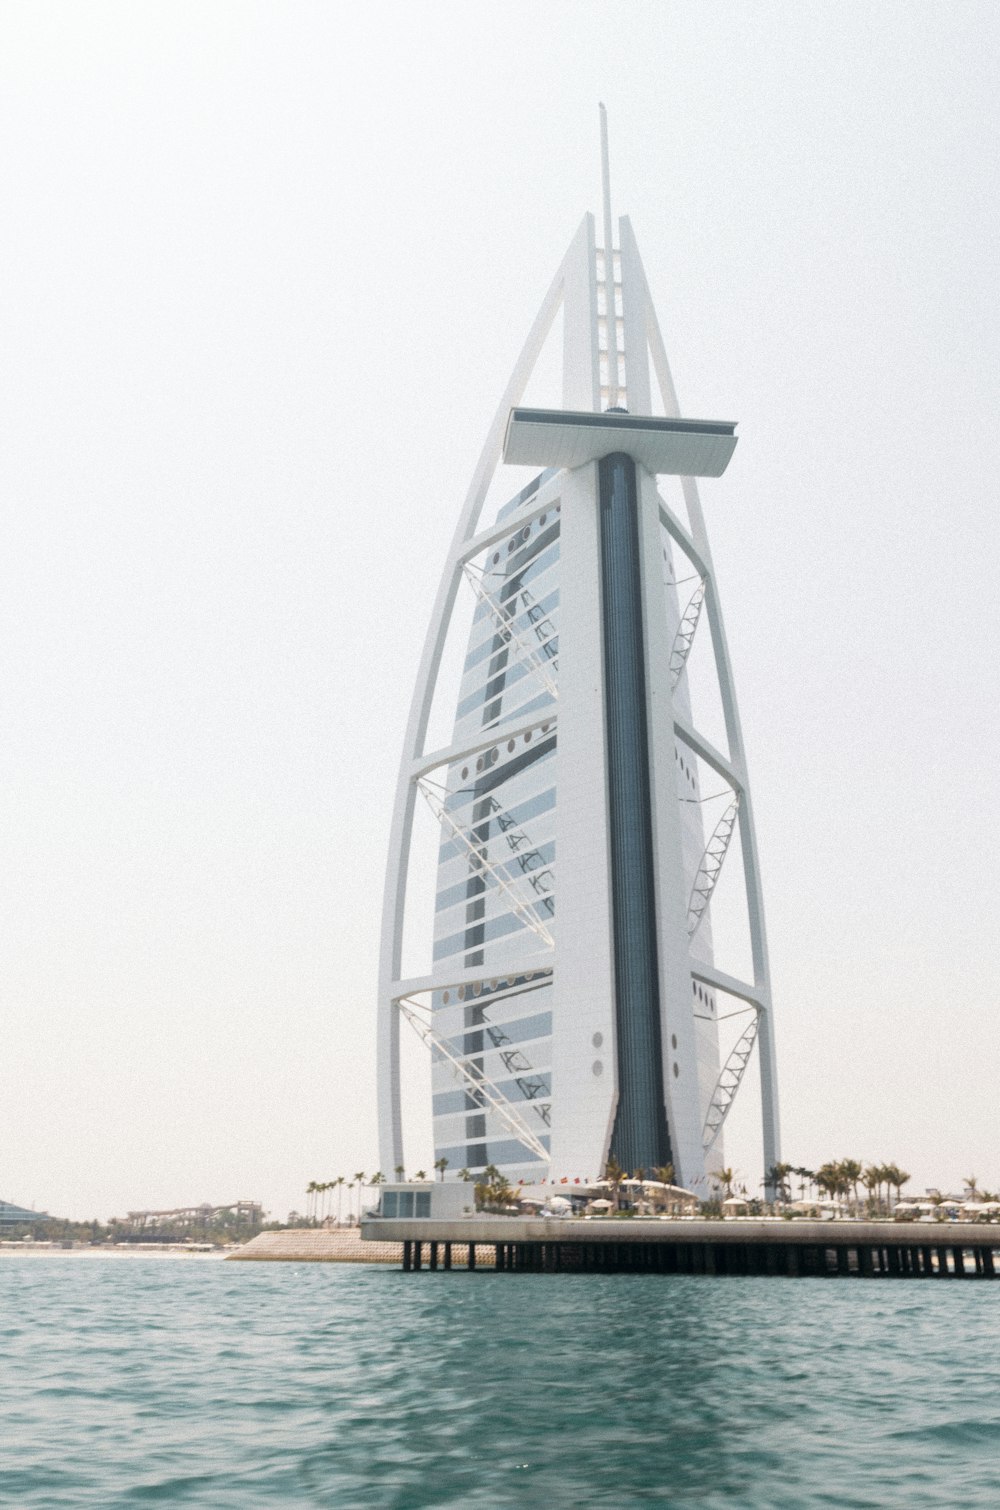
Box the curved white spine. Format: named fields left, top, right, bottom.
left=639, top=245, right=782, bottom=1186
left=376, top=215, right=597, bottom=1174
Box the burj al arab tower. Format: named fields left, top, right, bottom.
left=377, top=112, right=780, bottom=1193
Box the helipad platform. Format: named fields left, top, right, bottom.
left=502, top=406, right=738, bottom=477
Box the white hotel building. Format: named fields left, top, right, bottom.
left=377, top=118, right=780, bottom=1194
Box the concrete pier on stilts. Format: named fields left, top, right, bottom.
left=367, top=1218, right=1000, bottom=1280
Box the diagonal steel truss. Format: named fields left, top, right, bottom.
left=488, top=795, right=555, bottom=919
left=687, top=794, right=741, bottom=938
left=520, top=586, right=559, bottom=664
left=397, top=995, right=550, bottom=1162
left=669, top=578, right=706, bottom=687
left=478, top=1006, right=551, bottom=1127
left=703, top=1007, right=759, bottom=1154
left=417, top=778, right=556, bottom=950
left=462, top=563, right=559, bottom=701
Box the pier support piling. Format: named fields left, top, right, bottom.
left=373, top=1220, right=1000, bottom=1280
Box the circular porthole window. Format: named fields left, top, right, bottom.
left=592, top=1032, right=603, bottom=1049
left=461, top=767, right=468, bottom=780
left=673, top=1062, right=679, bottom=1078
left=592, top=1060, right=603, bottom=1076
left=525, top=730, right=532, bottom=743
left=507, top=740, right=515, bottom=752
left=671, top=1034, right=677, bottom=1050
left=443, top=991, right=450, bottom=1005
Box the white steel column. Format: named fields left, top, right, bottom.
left=636, top=466, right=706, bottom=1187
left=547, top=464, right=617, bottom=1181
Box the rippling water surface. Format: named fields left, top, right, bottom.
left=2, top=1253, right=999, bottom=1507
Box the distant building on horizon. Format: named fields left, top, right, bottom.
left=0, top=1198, right=50, bottom=1226
left=377, top=112, right=780, bottom=1195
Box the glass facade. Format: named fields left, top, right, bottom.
left=427, top=472, right=725, bottom=1181
left=431, top=476, right=561, bottom=1180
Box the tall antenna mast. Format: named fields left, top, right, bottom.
left=599, top=103, right=619, bottom=409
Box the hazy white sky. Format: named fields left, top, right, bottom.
left=2, top=2, right=997, bottom=1220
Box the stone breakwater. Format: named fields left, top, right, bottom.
left=226, top=1228, right=399, bottom=1262
left=227, top=1228, right=478, bottom=1265
left=228, top=1228, right=486, bottom=1265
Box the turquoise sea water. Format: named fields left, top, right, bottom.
left=2, top=1255, right=1000, bottom=1508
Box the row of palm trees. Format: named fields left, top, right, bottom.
left=765, top=1160, right=913, bottom=1213
left=474, top=1165, right=517, bottom=1211
left=304, top=1159, right=455, bottom=1225
left=305, top=1175, right=371, bottom=1225
left=308, top=1158, right=986, bottom=1222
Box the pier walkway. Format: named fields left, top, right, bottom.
left=361, top=1217, right=1000, bottom=1279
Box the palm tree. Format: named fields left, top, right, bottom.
left=335, top=1176, right=345, bottom=1226
left=817, top=1161, right=853, bottom=1207
left=604, top=1157, right=625, bottom=1212
left=305, top=1181, right=317, bottom=1223
left=394, top=1164, right=405, bottom=1181
left=885, top=1164, right=910, bottom=1208
left=861, top=1164, right=878, bottom=1215
left=473, top=1165, right=515, bottom=1212
left=876, top=1162, right=895, bottom=1213
left=839, top=1159, right=863, bottom=1213
left=794, top=1167, right=814, bottom=1200
left=964, top=1174, right=979, bottom=1199
left=434, top=1157, right=449, bottom=1182
left=350, top=1172, right=365, bottom=1221
left=713, top=1167, right=736, bottom=1199
left=766, top=1163, right=793, bottom=1203
left=413, top=1169, right=427, bottom=1181
left=493, top=1174, right=515, bottom=1209
left=457, top=1168, right=472, bottom=1182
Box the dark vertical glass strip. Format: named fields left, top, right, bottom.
left=598, top=453, right=671, bottom=1175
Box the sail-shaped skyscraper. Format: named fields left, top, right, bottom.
left=377, top=114, right=779, bottom=1194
